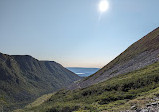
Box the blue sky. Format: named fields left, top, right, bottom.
left=0, top=0, right=159, bottom=68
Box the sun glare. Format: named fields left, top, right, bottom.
left=99, top=0, right=109, bottom=12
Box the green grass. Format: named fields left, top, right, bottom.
left=25, top=93, right=54, bottom=109
left=21, top=61, right=159, bottom=112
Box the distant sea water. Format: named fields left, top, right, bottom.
left=67, top=67, right=100, bottom=77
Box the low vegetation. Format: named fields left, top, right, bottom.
left=21, top=61, right=159, bottom=112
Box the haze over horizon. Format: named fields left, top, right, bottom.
left=0, top=0, right=159, bottom=68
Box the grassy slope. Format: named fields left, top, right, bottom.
left=21, top=61, right=159, bottom=112
left=13, top=93, right=54, bottom=112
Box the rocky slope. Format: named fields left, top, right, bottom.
left=70, top=27, right=159, bottom=89
left=0, top=52, right=81, bottom=111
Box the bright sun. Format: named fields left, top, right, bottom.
left=99, top=0, right=109, bottom=12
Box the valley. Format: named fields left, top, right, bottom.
left=18, top=58, right=159, bottom=112
left=1, top=0, right=159, bottom=111
left=13, top=27, right=159, bottom=112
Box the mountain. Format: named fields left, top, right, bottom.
left=67, top=67, right=100, bottom=77
left=0, top=52, right=81, bottom=111
left=19, top=27, right=159, bottom=112
left=70, top=27, right=159, bottom=89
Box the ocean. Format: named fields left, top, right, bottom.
left=67, top=67, right=100, bottom=77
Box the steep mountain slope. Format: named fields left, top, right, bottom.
left=0, top=53, right=81, bottom=111
left=70, top=27, right=159, bottom=89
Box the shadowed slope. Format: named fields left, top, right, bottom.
left=0, top=53, right=81, bottom=111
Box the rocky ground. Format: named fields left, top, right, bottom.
left=122, top=97, right=159, bottom=112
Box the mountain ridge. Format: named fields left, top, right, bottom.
left=0, top=52, right=81, bottom=111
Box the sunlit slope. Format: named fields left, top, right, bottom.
left=70, top=27, right=159, bottom=89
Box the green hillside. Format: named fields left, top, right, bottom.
left=21, top=61, right=159, bottom=112
left=0, top=53, right=81, bottom=111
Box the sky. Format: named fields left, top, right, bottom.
left=0, top=0, right=159, bottom=68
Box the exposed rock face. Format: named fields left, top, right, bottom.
left=0, top=53, right=81, bottom=110
left=69, top=27, right=159, bottom=90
